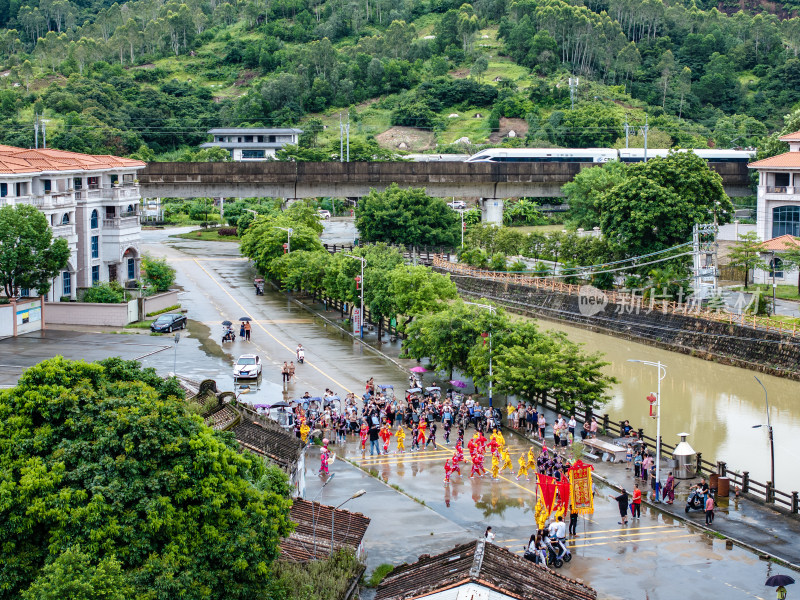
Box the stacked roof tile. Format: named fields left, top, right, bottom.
left=280, top=498, right=371, bottom=562
left=375, top=540, right=596, bottom=600
left=0, top=145, right=145, bottom=175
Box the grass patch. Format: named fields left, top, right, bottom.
left=511, top=224, right=566, bottom=234
left=171, top=229, right=241, bottom=242
left=729, top=283, right=800, bottom=301
left=365, top=564, right=394, bottom=588
left=146, top=304, right=181, bottom=317
left=125, top=320, right=155, bottom=329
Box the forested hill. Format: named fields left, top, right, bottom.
left=0, top=0, right=800, bottom=159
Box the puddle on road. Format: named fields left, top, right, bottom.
left=187, top=319, right=230, bottom=365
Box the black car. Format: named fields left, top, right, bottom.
left=150, top=313, right=187, bottom=333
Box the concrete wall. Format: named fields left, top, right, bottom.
left=0, top=297, right=45, bottom=337
left=142, top=290, right=180, bottom=316
left=139, top=161, right=752, bottom=200
left=441, top=270, right=800, bottom=380
left=45, top=299, right=138, bottom=327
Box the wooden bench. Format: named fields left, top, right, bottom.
left=583, top=438, right=627, bottom=463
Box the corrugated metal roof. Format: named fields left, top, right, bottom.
left=208, top=128, right=303, bottom=134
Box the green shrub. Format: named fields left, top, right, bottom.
left=142, top=255, right=176, bottom=292
left=82, top=282, right=126, bottom=303
left=366, top=564, right=394, bottom=587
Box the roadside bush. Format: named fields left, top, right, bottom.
left=82, top=282, right=126, bottom=303
left=142, top=255, right=176, bottom=292
left=489, top=252, right=507, bottom=271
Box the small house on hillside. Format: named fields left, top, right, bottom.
left=375, top=540, right=596, bottom=600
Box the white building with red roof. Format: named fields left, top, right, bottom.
left=0, top=145, right=146, bottom=300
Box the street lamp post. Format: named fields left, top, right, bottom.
left=310, top=472, right=336, bottom=558
left=753, top=376, right=775, bottom=490
left=173, top=332, right=180, bottom=376
left=275, top=226, right=293, bottom=253
left=343, top=254, right=366, bottom=339
left=331, top=489, right=366, bottom=555
left=459, top=208, right=465, bottom=249
left=628, top=359, right=667, bottom=502
left=464, top=302, right=495, bottom=408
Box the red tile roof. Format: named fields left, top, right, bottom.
left=779, top=130, right=800, bottom=141
left=761, top=235, right=800, bottom=251
left=280, top=498, right=371, bottom=562
left=375, top=541, right=596, bottom=600
left=748, top=152, right=800, bottom=168
left=0, top=145, right=145, bottom=175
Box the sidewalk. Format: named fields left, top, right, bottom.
left=506, top=404, right=800, bottom=570
left=289, top=291, right=800, bottom=571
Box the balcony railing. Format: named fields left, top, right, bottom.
left=51, top=224, right=75, bottom=238
left=766, top=186, right=794, bottom=194
left=103, top=215, right=140, bottom=229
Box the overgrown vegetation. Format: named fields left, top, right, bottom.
left=271, top=550, right=362, bottom=600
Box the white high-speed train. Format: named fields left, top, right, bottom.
left=463, top=147, right=755, bottom=163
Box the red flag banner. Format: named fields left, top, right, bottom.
left=537, top=474, right=557, bottom=513
left=556, top=479, right=571, bottom=511
left=569, top=460, right=594, bottom=514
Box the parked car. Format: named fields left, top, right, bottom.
left=447, top=200, right=467, bottom=210
left=150, top=313, right=187, bottom=333
left=234, top=354, right=262, bottom=379
left=317, top=209, right=332, bottom=219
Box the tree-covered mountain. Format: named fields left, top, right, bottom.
left=0, top=0, right=797, bottom=157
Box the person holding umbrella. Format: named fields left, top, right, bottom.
left=766, top=575, right=794, bottom=599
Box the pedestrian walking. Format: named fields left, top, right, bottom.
left=625, top=445, right=632, bottom=470
left=369, top=420, right=380, bottom=456
left=485, top=526, right=495, bottom=542
left=612, top=488, right=629, bottom=525
left=567, top=415, right=576, bottom=442
left=631, top=484, right=642, bottom=519
left=538, top=414, right=546, bottom=440
left=589, top=417, right=598, bottom=438
left=633, top=451, right=643, bottom=479
left=705, top=494, right=715, bottom=524
left=244, top=321, right=251, bottom=341
left=239, top=322, right=245, bottom=338
left=288, top=361, right=296, bottom=381
left=641, top=453, right=652, bottom=484
left=664, top=472, right=676, bottom=504
left=281, top=362, right=290, bottom=383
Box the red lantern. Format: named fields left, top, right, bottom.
left=647, top=393, right=658, bottom=417
left=480, top=332, right=488, bottom=346
left=355, top=275, right=361, bottom=290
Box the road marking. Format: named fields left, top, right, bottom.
left=191, top=258, right=355, bottom=394
left=357, top=446, right=531, bottom=464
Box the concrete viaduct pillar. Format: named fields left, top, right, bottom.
left=480, top=198, right=504, bottom=224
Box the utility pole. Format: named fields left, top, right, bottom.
left=624, top=115, right=629, bottom=149
left=34, top=113, right=39, bottom=149
left=569, top=77, right=579, bottom=110
left=643, top=115, right=649, bottom=162
left=339, top=113, right=343, bottom=163
left=42, top=119, right=46, bottom=149
left=346, top=113, right=350, bottom=162
left=339, top=114, right=350, bottom=162
left=344, top=254, right=366, bottom=339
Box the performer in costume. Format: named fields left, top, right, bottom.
left=527, top=447, right=537, bottom=472
left=319, top=438, right=331, bottom=475
left=417, top=420, right=427, bottom=448
left=500, top=447, right=513, bottom=472
left=516, top=453, right=530, bottom=481
left=490, top=453, right=500, bottom=480
left=299, top=419, right=310, bottom=443
left=488, top=432, right=500, bottom=457
left=359, top=422, right=368, bottom=454
left=444, top=458, right=454, bottom=483
left=451, top=452, right=462, bottom=477
left=379, top=422, right=393, bottom=454
left=395, top=425, right=406, bottom=453
left=495, top=429, right=506, bottom=448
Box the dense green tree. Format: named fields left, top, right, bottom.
left=562, top=160, right=627, bottom=230
left=141, top=255, right=176, bottom=291
left=0, top=204, right=70, bottom=298
left=355, top=184, right=460, bottom=249
left=0, top=357, right=293, bottom=600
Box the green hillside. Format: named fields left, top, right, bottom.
left=0, top=0, right=799, bottom=158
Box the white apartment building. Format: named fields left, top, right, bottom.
left=200, top=128, right=302, bottom=160
left=0, top=145, right=146, bottom=301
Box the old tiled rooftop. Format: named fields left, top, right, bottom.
left=375, top=540, right=596, bottom=600
left=280, top=498, right=371, bottom=562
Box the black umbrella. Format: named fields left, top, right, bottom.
left=239, top=317, right=253, bottom=322
left=766, top=575, right=795, bottom=587
left=221, top=320, right=233, bottom=326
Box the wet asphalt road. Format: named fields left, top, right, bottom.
left=142, top=226, right=796, bottom=600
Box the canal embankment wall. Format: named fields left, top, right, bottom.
left=437, top=269, right=800, bottom=382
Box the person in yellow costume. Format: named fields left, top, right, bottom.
left=500, top=447, right=513, bottom=472
left=300, top=420, right=310, bottom=443
left=491, top=453, right=500, bottom=480
left=395, top=425, right=406, bottom=453
left=527, top=447, right=537, bottom=472
left=516, top=453, right=530, bottom=481
left=495, top=429, right=506, bottom=449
